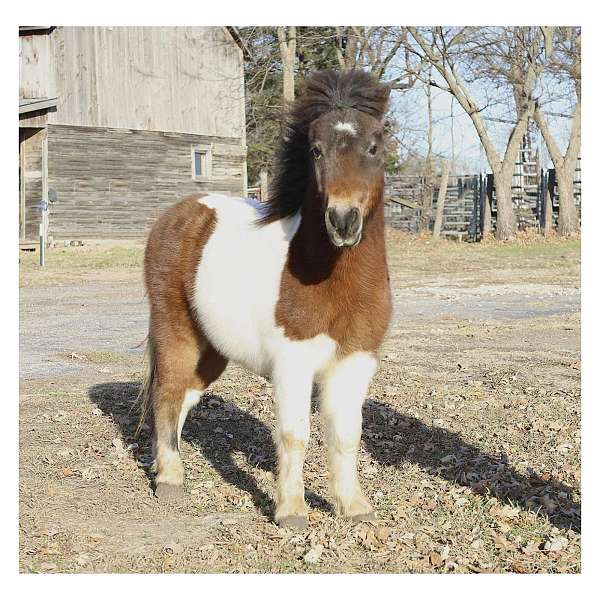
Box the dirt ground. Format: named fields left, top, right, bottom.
left=19, top=231, right=581, bottom=573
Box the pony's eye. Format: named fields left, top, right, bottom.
left=311, top=146, right=323, bottom=160
left=368, top=143, right=378, bottom=156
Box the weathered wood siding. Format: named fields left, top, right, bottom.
left=19, top=29, right=57, bottom=99
left=20, top=128, right=46, bottom=240
left=47, top=124, right=246, bottom=239
left=20, top=27, right=245, bottom=140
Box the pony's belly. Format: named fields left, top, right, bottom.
left=193, top=295, right=280, bottom=376
left=191, top=194, right=300, bottom=376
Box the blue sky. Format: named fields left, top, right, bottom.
left=390, top=73, right=576, bottom=174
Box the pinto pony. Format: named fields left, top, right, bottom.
left=140, top=70, right=392, bottom=528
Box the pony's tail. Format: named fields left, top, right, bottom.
left=135, top=335, right=156, bottom=437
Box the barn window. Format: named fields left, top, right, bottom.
left=191, top=144, right=212, bottom=180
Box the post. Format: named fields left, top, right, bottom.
left=39, top=223, right=45, bottom=268
left=260, top=167, right=269, bottom=202
left=543, top=170, right=554, bottom=236
left=483, top=173, right=493, bottom=238
left=432, top=160, right=450, bottom=238
left=470, top=175, right=479, bottom=240
left=42, top=135, right=49, bottom=241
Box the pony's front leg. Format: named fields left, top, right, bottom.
left=321, top=351, right=378, bottom=520
left=272, top=362, right=313, bottom=529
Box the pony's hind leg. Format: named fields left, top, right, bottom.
left=320, top=352, right=378, bottom=520
left=153, top=340, right=227, bottom=500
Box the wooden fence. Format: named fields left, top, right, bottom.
left=384, top=165, right=581, bottom=241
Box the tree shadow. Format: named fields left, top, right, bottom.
left=361, top=398, right=580, bottom=533
left=88, top=382, right=580, bottom=533
left=88, top=381, right=333, bottom=520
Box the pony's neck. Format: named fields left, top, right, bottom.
left=286, top=191, right=387, bottom=286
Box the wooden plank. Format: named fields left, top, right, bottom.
left=385, top=196, right=418, bottom=209
left=40, top=27, right=246, bottom=139
left=46, top=124, right=246, bottom=239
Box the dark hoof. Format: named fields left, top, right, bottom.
left=155, top=483, right=184, bottom=501
left=350, top=511, right=377, bottom=523
left=276, top=515, right=309, bottom=530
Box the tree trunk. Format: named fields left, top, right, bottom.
left=432, top=160, right=450, bottom=238
left=533, top=97, right=580, bottom=237
left=277, top=27, right=297, bottom=105
left=555, top=165, right=579, bottom=236
left=494, top=170, right=518, bottom=240
left=420, top=70, right=434, bottom=232
left=260, top=167, right=269, bottom=202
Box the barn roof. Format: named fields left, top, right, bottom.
left=19, top=97, right=58, bottom=114
left=225, top=26, right=252, bottom=61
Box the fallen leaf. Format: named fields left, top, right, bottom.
left=303, top=544, right=323, bottom=564
left=374, top=527, right=391, bottom=543
left=429, top=552, right=443, bottom=567
left=408, top=494, right=422, bottom=506
left=492, top=533, right=513, bottom=551
left=544, top=536, right=568, bottom=552
left=540, top=495, right=557, bottom=513
left=75, top=554, right=89, bottom=566
left=521, top=540, right=539, bottom=556
left=491, top=504, right=520, bottom=520
left=163, top=541, right=183, bottom=555
left=424, top=498, right=438, bottom=511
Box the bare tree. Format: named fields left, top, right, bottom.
left=421, top=65, right=434, bottom=231
left=408, top=27, right=544, bottom=240
left=534, top=27, right=581, bottom=236
left=277, top=26, right=297, bottom=104
left=334, top=27, right=421, bottom=89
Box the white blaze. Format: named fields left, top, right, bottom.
left=334, top=122, right=357, bottom=136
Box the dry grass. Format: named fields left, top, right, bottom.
left=19, top=232, right=580, bottom=573
left=19, top=244, right=144, bottom=287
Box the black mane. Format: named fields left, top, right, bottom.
left=258, top=70, right=391, bottom=225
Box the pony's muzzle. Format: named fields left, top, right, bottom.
left=325, top=206, right=362, bottom=247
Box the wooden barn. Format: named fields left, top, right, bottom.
left=19, top=26, right=247, bottom=241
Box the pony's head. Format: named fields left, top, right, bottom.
left=260, top=70, right=391, bottom=247
left=308, top=104, right=387, bottom=246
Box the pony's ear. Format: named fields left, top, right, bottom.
left=380, top=82, right=393, bottom=99
left=378, top=82, right=392, bottom=121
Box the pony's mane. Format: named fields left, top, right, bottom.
left=258, top=70, right=391, bottom=225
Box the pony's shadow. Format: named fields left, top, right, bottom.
left=88, top=381, right=332, bottom=519
left=88, top=382, right=580, bottom=533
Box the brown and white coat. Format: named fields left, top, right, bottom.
left=141, top=70, right=392, bottom=528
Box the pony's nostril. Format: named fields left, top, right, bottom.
left=348, top=207, right=360, bottom=229
left=326, top=207, right=340, bottom=229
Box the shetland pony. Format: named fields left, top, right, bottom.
left=139, top=70, right=392, bottom=528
